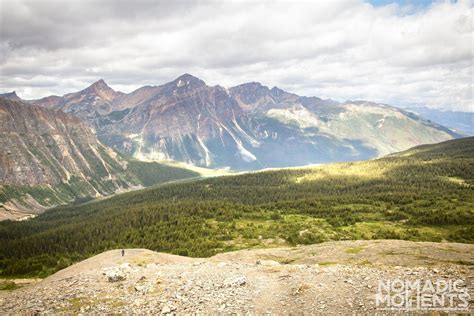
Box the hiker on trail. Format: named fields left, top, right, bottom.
left=121, top=249, right=125, bottom=257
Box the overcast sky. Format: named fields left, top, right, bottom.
left=0, top=0, right=472, bottom=111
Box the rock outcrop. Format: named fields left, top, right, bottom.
left=1, top=240, right=472, bottom=314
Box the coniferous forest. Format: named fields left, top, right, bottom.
left=0, top=137, right=473, bottom=277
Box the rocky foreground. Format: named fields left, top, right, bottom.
left=1, top=240, right=473, bottom=314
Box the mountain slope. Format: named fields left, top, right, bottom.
left=0, top=98, right=199, bottom=220
left=265, top=101, right=457, bottom=156
left=0, top=137, right=472, bottom=277
left=29, top=75, right=461, bottom=170
left=1, top=98, right=124, bottom=186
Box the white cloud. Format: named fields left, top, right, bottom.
left=0, top=0, right=472, bottom=111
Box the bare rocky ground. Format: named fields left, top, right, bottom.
left=1, top=240, right=473, bottom=315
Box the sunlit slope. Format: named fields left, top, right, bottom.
left=266, top=101, right=456, bottom=157
left=390, top=136, right=474, bottom=160
left=0, top=137, right=472, bottom=277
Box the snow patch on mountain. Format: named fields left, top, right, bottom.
left=232, top=118, right=260, bottom=147
left=197, top=135, right=211, bottom=167
left=219, top=123, right=257, bottom=162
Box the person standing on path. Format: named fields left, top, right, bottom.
left=121, top=249, right=125, bottom=257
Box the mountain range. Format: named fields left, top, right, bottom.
left=0, top=74, right=467, bottom=219
left=8, top=74, right=461, bottom=170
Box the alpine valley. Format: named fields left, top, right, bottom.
left=0, top=76, right=473, bottom=314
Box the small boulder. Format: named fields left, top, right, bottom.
left=161, top=303, right=176, bottom=314
left=225, top=276, right=247, bottom=287
left=134, top=284, right=151, bottom=294
left=106, top=269, right=126, bottom=282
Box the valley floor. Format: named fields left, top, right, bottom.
left=1, top=240, right=473, bottom=314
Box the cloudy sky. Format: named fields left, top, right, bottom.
left=0, top=0, right=472, bottom=111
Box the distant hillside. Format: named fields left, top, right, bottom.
left=1, top=137, right=472, bottom=277
left=390, top=136, right=474, bottom=160
left=0, top=98, right=199, bottom=220
left=402, top=106, right=473, bottom=135
left=23, top=75, right=461, bottom=170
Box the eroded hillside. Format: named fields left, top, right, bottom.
left=0, top=98, right=199, bottom=220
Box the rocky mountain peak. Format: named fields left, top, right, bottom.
left=229, top=82, right=272, bottom=101
left=228, top=82, right=273, bottom=112
left=0, top=91, right=21, bottom=101
left=81, top=79, right=122, bottom=104
left=270, top=86, right=285, bottom=97
left=231, top=82, right=269, bottom=92
left=172, top=73, right=206, bottom=89
left=87, top=79, right=114, bottom=93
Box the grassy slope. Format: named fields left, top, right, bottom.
left=0, top=137, right=472, bottom=277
